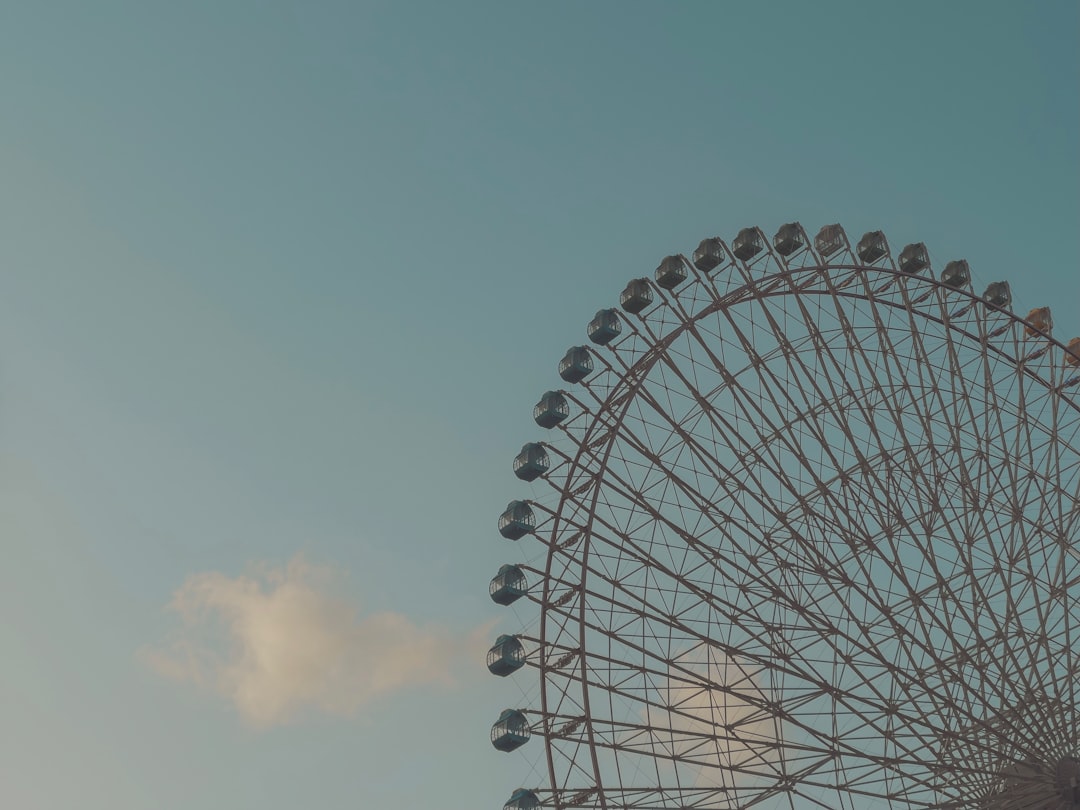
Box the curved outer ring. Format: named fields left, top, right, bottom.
left=537, top=259, right=1079, bottom=808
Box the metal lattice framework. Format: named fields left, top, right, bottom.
left=489, top=222, right=1080, bottom=810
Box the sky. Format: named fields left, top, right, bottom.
left=0, top=2, right=1077, bottom=808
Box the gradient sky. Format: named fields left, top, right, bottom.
left=0, top=2, right=1077, bottom=808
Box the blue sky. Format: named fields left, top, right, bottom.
left=0, top=2, right=1076, bottom=808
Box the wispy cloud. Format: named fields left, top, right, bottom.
left=142, top=555, right=489, bottom=728
left=641, top=646, right=781, bottom=794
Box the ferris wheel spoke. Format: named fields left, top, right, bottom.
left=643, top=282, right=1058, bottom=786
left=777, top=267, right=1071, bottom=794
left=600, top=380, right=993, bottom=768
left=1000, top=347, right=1077, bottom=719
left=928, top=295, right=1071, bottom=725
left=704, top=287, right=997, bottom=747
left=546, top=478, right=972, bottom=782
left=800, top=276, right=1037, bottom=735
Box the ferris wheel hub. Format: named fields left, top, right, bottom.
left=1056, top=756, right=1080, bottom=805
left=1003, top=755, right=1080, bottom=807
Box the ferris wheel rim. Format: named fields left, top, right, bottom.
left=497, top=224, right=1078, bottom=810
left=548, top=278, right=1071, bottom=807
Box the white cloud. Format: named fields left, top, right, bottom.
left=142, top=555, right=488, bottom=728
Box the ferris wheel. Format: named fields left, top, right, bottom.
left=485, top=222, right=1080, bottom=810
